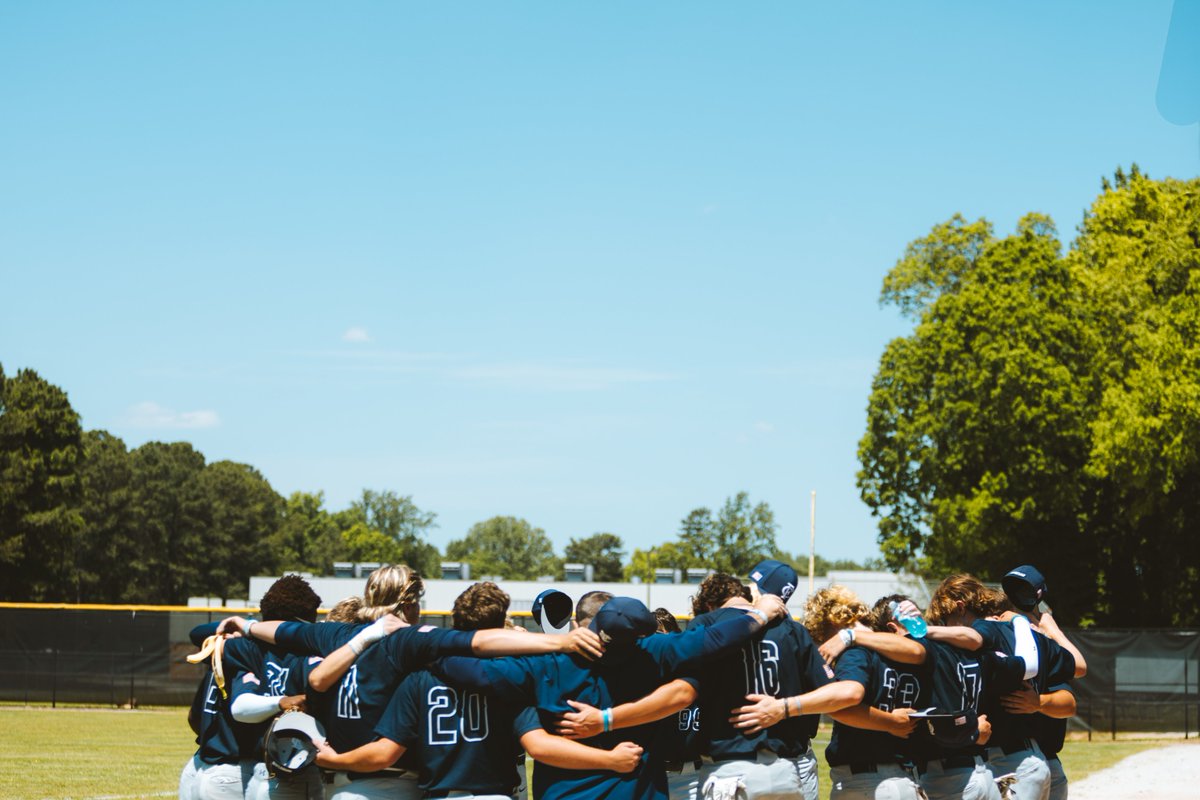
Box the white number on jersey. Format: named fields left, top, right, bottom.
left=957, top=660, right=981, bottom=711
left=678, top=706, right=701, bottom=732
left=427, top=685, right=490, bottom=746
left=337, top=665, right=361, bottom=720
left=879, top=667, right=921, bottom=712
left=741, top=639, right=782, bottom=696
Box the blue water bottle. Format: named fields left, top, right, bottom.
left=890, top=600, right=927, bottom=638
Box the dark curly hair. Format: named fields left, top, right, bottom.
left=259, top=575, right=321, bottom=623
left=653, top=607, right=681, bottom=634
left=452, top=582, right=511, bottom=631
left=691, top=572, right=750, bottom=616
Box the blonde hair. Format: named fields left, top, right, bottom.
left=357, top=564, right=424, bottom=622
left=803, top=585, right=868, bottom=643
left=325, top=596, right=363, bottom=623
left=926, top=574, right=1006, bottom=624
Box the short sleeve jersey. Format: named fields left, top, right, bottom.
left=971, top=619, right=1075, bottom=750
left=375, top=668, right=526, bottom=797
left=194, top=636, right=266, bottom=765
left=436, top=649, right=678, bottom=800
left=689, top=608, right=832, bottom=761
left=921, top=639, right=1026, bottom=761
left=824, top=642, right=933, bottom=767
left=273, top=620, right=475, bottom=754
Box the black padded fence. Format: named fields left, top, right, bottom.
left=1, top=605, right=1197, bottom=737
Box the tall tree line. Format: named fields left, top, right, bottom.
left=858, top=167, right=1200, bottom=626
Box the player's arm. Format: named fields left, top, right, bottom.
left=472, top=626, right=603, bottom=660
left=924, top=624, right=984, bottom=650
left=828, top=704, right=918, bottom=738
left=308, top=616, right=408, bottom=691
left=313, top=737, right=405, bottom=773
left=521, top=728, right=643, bottom=773
left=1032, top=612, right=1087, bottom=678
left=649, top=594, right=789, bottom=672
left=818, top=627, right=927, bottom=665
left=728, top=679, right=864, bottom=734
left=555, top=678, right=697, bottom=739
left=189, top=621, right=221, bottom=647
left=1000, top=683, right=1076, bottom=718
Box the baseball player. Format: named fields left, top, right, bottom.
left=182, top=575, right=321, bottom=800
left=689, top=563, right=869, bottom=800
left=923, top=574, right=1081, bottom=800
left=801, top=588, right=930, bottom=800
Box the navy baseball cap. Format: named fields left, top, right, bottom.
left=1002, top=565, right=1048, bottom=612
left=532, top=589, right=573, bottom=634
left=590, top=597, right=657, bottom=647
left=913, top=708, right=980, bottom=748
left=748, top=559, right=799, bottom=604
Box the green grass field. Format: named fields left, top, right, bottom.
left=0, top=707, right=1187, bottom=800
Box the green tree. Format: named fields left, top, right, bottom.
left=445, top=516, right=560, bottom=580
left=74, top=430, right=135, bottom=602
left=678, top=492, right=779, bottom=575
left=341, top=521, right=406, bottom=563
left=858, top=168, right=1200, bottom=625
left=623, top=541, right=700, bottom=582
left=198, top=461, right=284, bottom=599
left=563, top=532, right=625, bottom=581
left=270, top=491, right=345, bottom=575
left=0, top=365, right=84, bottom=601
left=125, top=441, right=211, bottom=603
left=336, top=490, right=441, bottom=575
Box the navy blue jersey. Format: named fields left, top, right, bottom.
left=274, top=620, right=475, bottom=754
left=921, top=639, right=1026, bottom=761
left=689, top=608, right=833, bottom=761
left=1028, top=681, right=1073, bottom=757
left=225, top=639, right=311, bottom=753
left=434, top=611, right=763, bottom=800
left=375, top=668, right=526, bottom=797
left=653, top=696, right=702, bottom=765
left=194, top=636, right=263, bottom=764
left=971, top=619, right=1075, bottom=751
left=824, top=641, right=932, bottom=767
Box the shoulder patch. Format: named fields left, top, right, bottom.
left=823, top=664, right=835, bottom=679
left=242, top=673, right=260, bottom=685
left=307, top=656, right=324, bottom=665
left=418, top=625, right=435, bottom=633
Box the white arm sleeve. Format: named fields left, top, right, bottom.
left=1011, top=615, right=1040, bottom=680
left=230, top=691, right=283, bottom=723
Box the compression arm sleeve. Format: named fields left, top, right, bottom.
left=230, top=692, right=282, bottom=723
left=1012, top=615, right=1039, bottom=680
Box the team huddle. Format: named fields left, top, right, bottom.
left=181, top=560, right=1086, bottom=800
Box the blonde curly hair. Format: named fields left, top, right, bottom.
left=357, top=564, right=424, bottom=623
left=803, top=585, right=868, bottom=643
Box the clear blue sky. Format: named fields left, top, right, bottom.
left=2, top=2, right=1196, bottom=562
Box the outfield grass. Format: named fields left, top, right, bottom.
left=1, top=707, right=194, bottom=800
left=0, top=707, right=1186, bottom=800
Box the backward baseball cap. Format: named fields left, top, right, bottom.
left=589, top=597, right=658, bottom=647
left=749, top=559, right=798, bottom=603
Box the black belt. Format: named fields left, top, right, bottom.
left=665, top=759, right=703, bottom=773
left=997, top=738, right=1034, bottom=756
left=348, top=770, right=413, bottom=782
left=428, top=792, right=511, bottom=799
left=848, top=762, right=877, bottom=774
left=919, top=755, right=980, bottom=771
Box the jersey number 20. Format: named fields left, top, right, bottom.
left=428, top=685, right=490, bottom=745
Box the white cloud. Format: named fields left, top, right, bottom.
left=123, top=401, right=220, bottom=429
left=341, top=326, right=372, bottom=343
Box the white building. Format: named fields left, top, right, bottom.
left=239, top=565, right=933, bottom=619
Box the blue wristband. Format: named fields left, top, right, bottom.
left=602, top=708, right=613, bottom=732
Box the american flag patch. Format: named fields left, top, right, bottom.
left=242, top=674, right=260, bottom=685
left=419, top=625, right=435, bottom=633
left=308, top=656, right=324, bottom=665
left=824, top=664, right=835, bottom=679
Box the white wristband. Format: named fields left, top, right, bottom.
left=747, top=608, right=769, bottom=626
left=348, top=617, right=389, bottom=655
